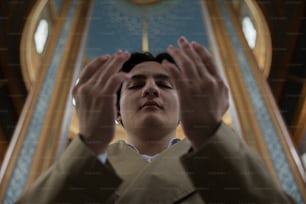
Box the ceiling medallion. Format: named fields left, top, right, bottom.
left=128, top=0, right=160, bottom=5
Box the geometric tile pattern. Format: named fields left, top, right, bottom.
left=148, top=0, right=208, bottom=54
left=217, top=0, right=304, bottom=203
left=3, top=1, right=79, bottom=203
left=85, top=0, right=208, bottom=59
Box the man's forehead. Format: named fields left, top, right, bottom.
left=129, top=61, right=169, bottom=77
left=130, top=73, right=170, bottom=81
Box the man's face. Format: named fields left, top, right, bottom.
left=119, top=61, right=180, bottom=131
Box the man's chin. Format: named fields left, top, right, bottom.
left=137, top=115, right=165, bottom=128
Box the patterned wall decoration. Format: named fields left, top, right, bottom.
left=3, top=1, right=79, bottom=203
left=85, top=0, right=208, bottom=59
left=216, top=0, right=303, bottom=203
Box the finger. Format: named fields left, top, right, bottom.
left=191, top=41, right=222, bottom=80
left=177, top=37, right=203, bottom=77
left=161, top=59, right=186, bottom=94
left=72, top=55, right=111, bottom=97
left=73, top=55, right=114, bottom=104
left=88, top=55, right=115, bottom=85
left=104, top=51, right=130, bottom=76
left=96, top=51, right=130, bottom=87
left=103, top=72, right=131, bottom=95
left=78, top=55, right=110, bottom=85
left=167, top=45, right=197, bottom=81
left=73, top=55, right=111, bottom=98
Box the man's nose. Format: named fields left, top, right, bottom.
left=142, top=80, right=159, bottom=97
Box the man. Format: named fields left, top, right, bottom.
left=17, top=37, right=295, bottom=203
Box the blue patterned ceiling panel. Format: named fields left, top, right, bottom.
left=85, top=0, right=208, bottom=59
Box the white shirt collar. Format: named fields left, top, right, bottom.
left=127, top=138, right=181, bottom=163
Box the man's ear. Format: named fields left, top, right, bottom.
left=117, top=109, right=121, bottom=119
left=116, top=115, right=121, bottom=121
left=115, top=111, right=122, bottom=125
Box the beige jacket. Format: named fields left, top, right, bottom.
left=17, top=123, right=295, bottom=203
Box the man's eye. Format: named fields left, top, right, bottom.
left=128, top=84, right=143, bottom=89
left=158, top=83, right=172, bottom=89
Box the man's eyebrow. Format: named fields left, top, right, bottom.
left=154, top=74, right=170, bottom=80
left=130, top=74, right=147, bottom=80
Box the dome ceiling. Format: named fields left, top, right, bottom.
left=84, top=0, right=208, bottom=59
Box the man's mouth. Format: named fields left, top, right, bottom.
left=141, top=101, right=161, bottom=109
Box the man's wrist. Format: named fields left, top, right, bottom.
left=79, top=133, right=107, bottom=155
left=190, top=121, right=222, bottom=150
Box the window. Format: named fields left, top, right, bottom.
left=34, top=19, right=49, bottom=54
left=242, top=16, right=256, bottom=49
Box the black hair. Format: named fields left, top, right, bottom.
left=120, top=52, right=176, bottom=73
left=116, top=52, right=176, bottom=109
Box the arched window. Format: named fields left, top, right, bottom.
left=242, top=16, right=256, bottom=49
left=34, top=19, right=49, bottom=54
left=231, top=0, right=272, bottom=77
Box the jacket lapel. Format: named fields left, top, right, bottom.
left=107, top=141, right=149, bottom=181
left=107, top=139, right=203, bottom=203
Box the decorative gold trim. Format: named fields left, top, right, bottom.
left=289, top=74, right=306, bottom=145
left=25, top=0, right=92, bottom=188
left=293, top=89, right=306, bottom=145
left=142, top=7, right=149, bottom=52
left=292, top=83, right=306, bottom=145
left=48, top=0, right=58, bottom=20
left=202, top=0, right=281, bottom=186
left=0, top=0, right=61, bottom=198
left=20, top=0, right=49, bottom=90
left=224, top=0, right=306, bottom=198
left=244, top=0, right=272, bottom=77
left=0, top=125, right=8, bottom=165
left=231, top=0, right=241, bottom=11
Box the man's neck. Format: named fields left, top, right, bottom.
left=126, top=129, right=176, bottom=156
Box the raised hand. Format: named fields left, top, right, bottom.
left=72, top=51, right=131, bottom=155
left=162, top=37, right=229, bottom=150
